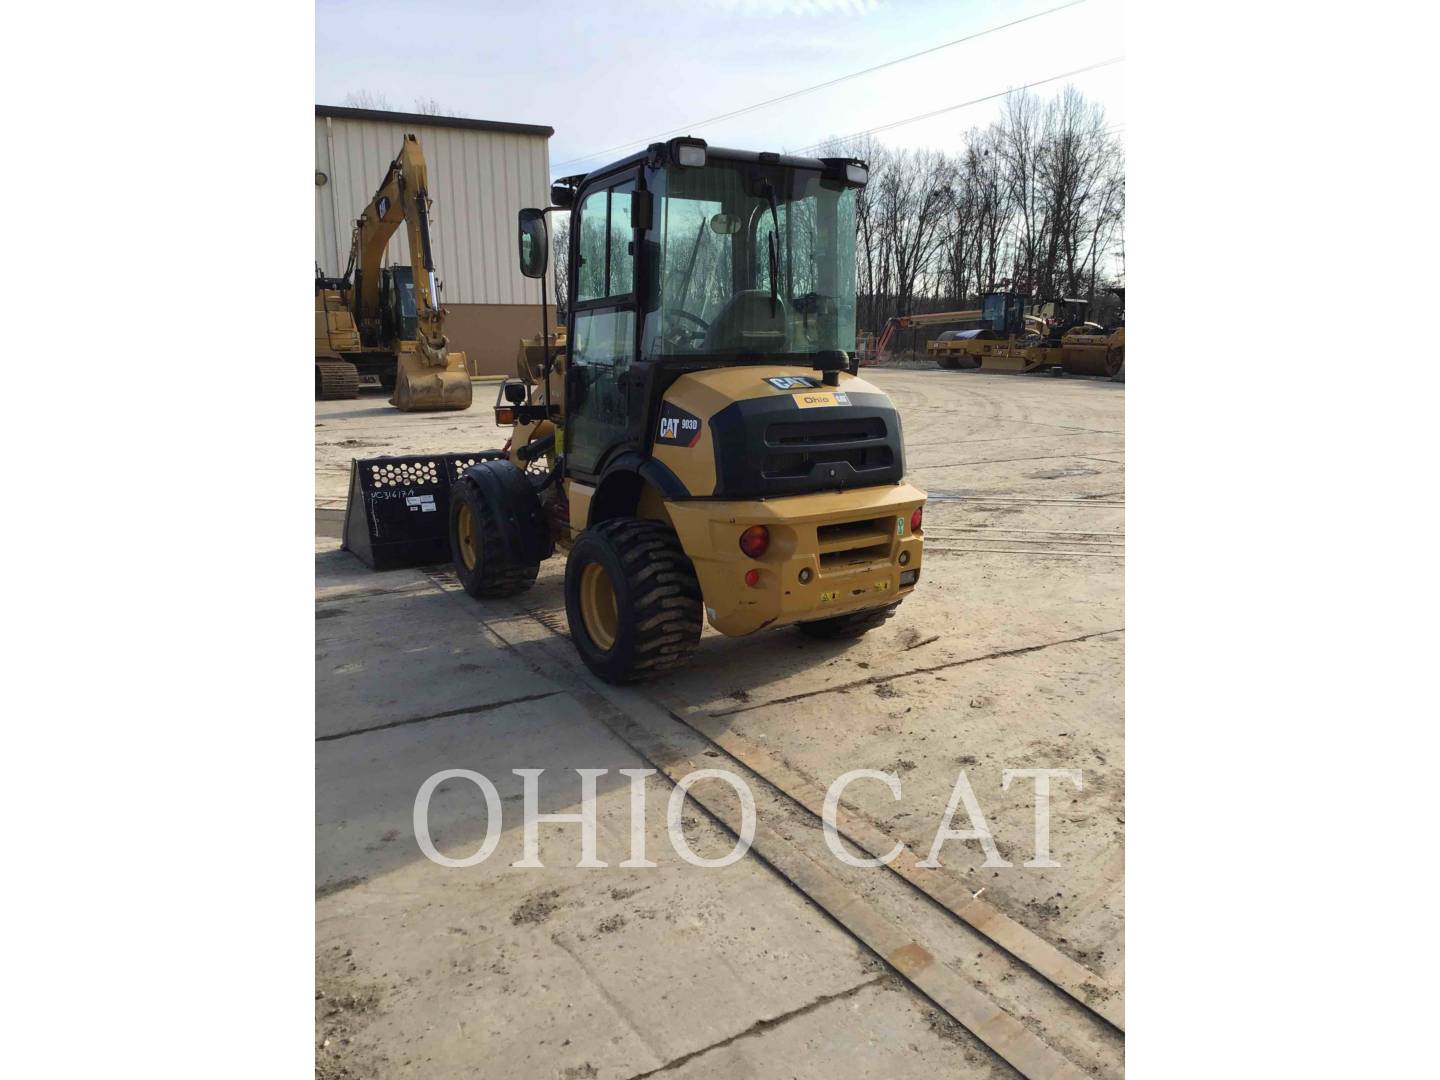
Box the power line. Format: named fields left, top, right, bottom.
left=790, top=56, right=1124, bottom=155
left=551, top=0, right=1092, bottom=170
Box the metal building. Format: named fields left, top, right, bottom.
left=315, top=104, right=555, bottom=376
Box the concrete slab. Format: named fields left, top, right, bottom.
left=317, top=679, right=886, bottom=1078
left=315, top=554, right=543, bottom=740
left=643, top=978, right=1011, bottom=1079
left=315, top=367, right=1126, bottom=1077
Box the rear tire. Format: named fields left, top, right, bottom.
left=797, top=602, right=901, bottom=640
left=936, top=355, right=960, bottom=370
left=565, top=518, right=703, bottom=683
left=1108, top=348, right=1125, bottom=382
left=449, top=477, right=540, bottom=598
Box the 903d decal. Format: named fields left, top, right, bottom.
left=656, top=401, right=703, bottom=447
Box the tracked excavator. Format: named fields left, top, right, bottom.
left=317, top=134, right=472, bottom=410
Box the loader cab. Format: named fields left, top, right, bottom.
left=527, top=138, right=869, bottom=482
left=379, top=266, right=418, bottom=344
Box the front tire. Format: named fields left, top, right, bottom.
left=565, top=518, right=703, bottom=683
left=797, top=602, right=901, bottom=640
left=449, top=477, right=540, bottom=597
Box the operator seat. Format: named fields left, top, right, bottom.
left=703, top=290, right=790, bottom=354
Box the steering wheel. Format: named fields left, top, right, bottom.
left=665, top=309, right=710, bottom=349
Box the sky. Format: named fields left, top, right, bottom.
left=316, top=0, right=1124, bottom=179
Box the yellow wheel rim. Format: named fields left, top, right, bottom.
left=579, top=562, right=619, bottom=651
left=456, top=503, right=478, bottom=570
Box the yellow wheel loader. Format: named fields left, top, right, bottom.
left=326, top=134, right=472, bottom=411
left=445, top=138, right=927, bottom=683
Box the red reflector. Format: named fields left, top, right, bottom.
left=910, top=506, right=924, bottom=532
left=744, top=568, right=761, bottom=588
left=739, top=524, right=770, bottom=558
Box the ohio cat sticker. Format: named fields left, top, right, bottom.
left=793, top=391, right=851, bottom=409
left=656, top=401, right=702, bottom=447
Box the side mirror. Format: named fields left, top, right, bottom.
left=517, top=208, right=548, bottom=279
left=550, top=182, right=575, bottom=209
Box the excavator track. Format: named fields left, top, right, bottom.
left=316, top=360, right=360, bottom=401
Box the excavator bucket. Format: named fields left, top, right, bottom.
left=391, top=342, right=473, bottom=412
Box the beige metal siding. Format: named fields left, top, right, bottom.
left=315, top=115, right=551, bottom=305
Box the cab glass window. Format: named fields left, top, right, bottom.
left=641, top=162, right=856, bottom=361
left=575, top=183, right=635, bottom=303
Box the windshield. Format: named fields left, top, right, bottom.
left=641, top=161, right=857, bottom=362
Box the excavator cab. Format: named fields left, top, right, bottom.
left=379, top=266, right=418, bottom=343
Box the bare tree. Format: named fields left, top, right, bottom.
left=815, top=83, right=1123, bottom=337
left=995, top=90, right=1046, bottom=294
left=413, top=97, right=453, bottom=116
left=341, top=89, right=393, bottom=111
left=880, top=148, right=952, bottom=316
left=551, top=214, right=570, bottom=318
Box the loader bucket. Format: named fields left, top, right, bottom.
left=342, top=452, right=504, bottom=570
left=391, top=346, right=473, bottom=412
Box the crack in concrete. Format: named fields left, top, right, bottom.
left=709, top=628, right=1125, bottom=718
left=315, top=583, right=434, bottom=605
left=315, top=690, right=561, bottom=742
left=912, top=452, right=1121, bottom=471
left=621, top=975, right=887, bottom=1079
left=905, top=431, right=1090, bottom=449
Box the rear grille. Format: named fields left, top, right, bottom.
left=768, top=417, right=886, bottom=445
left=817, top=515, right=895, bottom=571
left=707, top=388, right=905, bottom=498
left=763, top=417, right=893, bottom=480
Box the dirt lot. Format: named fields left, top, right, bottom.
left=315, top=367, right=1124, bottom=1078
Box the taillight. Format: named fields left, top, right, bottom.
left=739, top=525, right=770, bottom=559
left=910, top=505, right=924, bottom=532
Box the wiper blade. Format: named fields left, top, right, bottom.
left=767, top=232, right=779, bottom=317
left=763, top=183, right=781, bottom=317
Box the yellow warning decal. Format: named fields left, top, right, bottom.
left=819, top=590, right=839, bottom=604
left=874, top=579, right=891, bottom=592
left=793, top=391, right=852, bottom=409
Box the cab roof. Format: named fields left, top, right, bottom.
left=556, top=143, right=861, bottom=194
